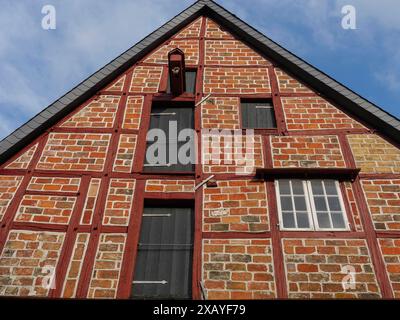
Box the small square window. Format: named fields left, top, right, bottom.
left=276, top=179, right=349, bottom=231
left=241, top=100, right=276, bottom=129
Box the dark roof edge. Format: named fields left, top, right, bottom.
left=1, top=0, right=399, bottom=165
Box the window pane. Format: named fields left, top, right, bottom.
left=311, top=180, right=324, bottom=195
left=328, top=197, right=341, bottom=211
left=282, top=212, right=296, bottom=228
left=314, top=196, right=327, bottom=211
left=317, top=212, right=331, bottom=228
left=297, top=212, right=310, bottom=229
left=291, top=180, right=304, bottom=195
left=294, top=196, right=307, bottom=211
left=279, top=180, right=290, bottom=195
left=332, top=212, right=346, bottom=229
left=281, top=196, right=293, bottom=211
left=324, top=181, right=337, bottom=195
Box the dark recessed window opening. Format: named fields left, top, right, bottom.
left=144, top=103, right=195, bottom=173
left=167, top=70, right=197, bottom=94
left=241, top=100, right=277, bottom=129
left=131, top=206, right=194, bottom=300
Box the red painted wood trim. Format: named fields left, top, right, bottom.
left=338, top=134, right=357, bottom=168
left=360, top=173, right=400, bottom=180
left=144, top=192, right=195, bottom=200
left=376, top=231, right=400, bottom=238
left=11, top=222, right=68, bottom=232
left=263, top=135, right=273, bottom=168
left=132, top=94, right=152, bottom=173
left=24, top=190, right=79, bottom=197
left=288, top=128, right=371, bottom=136
left=159, top=65, right=169, bottom=93
left=50, top=127, right=138, bottom=135
left=279, top=231, right=366, bottom=239
left=0, top=134, right=49, bottom=254
left=256, top=168, right=360, bottom=180
left=339, top=182, right=356, bottom=232
left=266, top=181, right=288, bottom=298
left=352, top=176, right=394, bottom=298
left=267, top=65, right=287, bottom=135
left=116, top=179, right=145, bottom=298
left=191, top=16, right=207, bottom=300
left=50, top=175, right=91, bottom=298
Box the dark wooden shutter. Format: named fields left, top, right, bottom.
left=167, top=70, right=197, bottom=94
left=241, top=101, right=276, bottom=128
left=144, top=105, right=195, bottom=172
left=131, top=207, right=194, bottom=299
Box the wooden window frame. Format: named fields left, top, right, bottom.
left=275, top=179, right=350, bottom=231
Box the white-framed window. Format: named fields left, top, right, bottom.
left=275, top=179, right=349, bottom=231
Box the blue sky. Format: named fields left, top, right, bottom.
left=0, top=0, right=399, bottom=139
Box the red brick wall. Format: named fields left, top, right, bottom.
left=205, top=18, right=234, bottom=39
left=145, top=180, right=195, bottom=193
left=205, top=40, right=270, bottom=66
left=175, top=17, right=202, bottom=38
left=0, top=176, right=23, bottom=222
left=271, top=135, right=346, bottom=168
left=36, top=133, right=111, bottom=172
left=129, top=66, right=163, bottom=93
left=379, top=239, right=400, bottom=298
left=5, top=144, right=38, bottom=170
left=144, top=40, right=199, bottom=65
left=203, top=239, right=276, bottom=299
left=87, top=233, right=126, bottom=299
left=201, top=97, right=240, bottom=129
left=283, top=239, right=381, bottom=298
left=203, top=180, right=268, bottom=232
left=275, top=68, right=314, bottom=93
left=27, top=177, right=81, bottom=193
left=0, top=230, right=65, bottom=297
left=204, top=67, right=270, bottom=94
left=362, top=179, right=400, bottom=231
left=123, top=96, right=143, bottom=130
left=282, top=97, right=365, bottom=131
left=60, top=95, right=120, bottom=129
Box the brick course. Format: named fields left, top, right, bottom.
left=105, top=75, right=125, bottom=91
left=60, top=96, right=120, bottom=128
left=37, top=133, right=111, bottom=172
left=0, top=176, right=23, bottom=222
left=283, top=239, right=381, bottom=298
left=379, top=238, right=400, bottom=298
left=275, top=68, right=314, bottom=93
left=203, top=239, right=276, bottom=299
left=102, top=179, right=135, bottom=226
left=282, top=97, right=365, bottom=131
left=145, top=180, right=195, bottom=193
left=205, top=18, right=234, bottom=39
left=205, top=40, right=270, bottom=66
left=61, top=233, right=90, bottom=298
left=201, top=97, right=240, bottom=129
left=81, top=178, right=101, bottom=225
left=129, top=66, right=162, bottom=93
left=175, top=17, right=202, bottom=38
left=113, top=134, right=137, bottom=173
left=5, top=144, right=38, bottom=170
left=202, top=133, right=264, bottom=174
left=15, top=195, right=77, bottom=225
left=204, top=67, right=271, bottom=94
left=144, top=40, right=199, bottom=65
left=203, top=180, right=269, bottom=232
left=348, top=134, right=400, bottom=174
left=87, top=233, right=126, bottom=299
left=362, top=179, right=400, bottom=231
left=27, top=177, right=81, bottom=194
left=122, top=96, right=143, bottom=130
left=0, top=230, right=65, bottom=297
left=271, top=135, right=346, bottom=168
